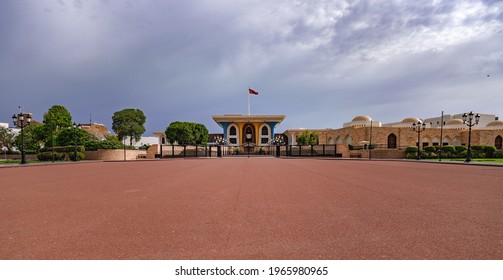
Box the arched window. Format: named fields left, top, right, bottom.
left=259, top=124, right=270, bottom=145
left=496, top=135, right=502, bottom=150
left=227, top=124, right=239, bottom=145
left=328, top=137, right=334, bottom=145
left=387, top=134, right=397, bottom=149
left=443, top=136, right=451, bottom=146
left=344, top=135, right=352, bottom=145
left=261, top=126, right=268, bottom=135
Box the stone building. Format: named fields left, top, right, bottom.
left=284, top=114, right=503, bottom=157
left=148, top=112, right=502, bottom=159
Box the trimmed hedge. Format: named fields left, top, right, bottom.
left=405, top=145, right=498, bottom=159
left=37, top=152, right=65, bottom=161
left=441, top=145, right=456, bottom=153
left=68, top=152, right=85, bottom=161
left=455, top=146, right=467, bottom=152
left=424, top=146, right=436, bottom=153
left=405, top=146, right=418, bottom=153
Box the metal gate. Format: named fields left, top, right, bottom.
left=157, top=144, right=340, bottom=158
left=221, top=145, right=276, bottom=157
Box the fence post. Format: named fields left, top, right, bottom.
left=195, top=145, right=198, bottom=157
left=311, top=145, right=314, bottom=156
left=299, top=145, right=301, bottom=156
left=184, top=145, right=186, bottom=157
left=323, top=144, right=325, bottom=156
left=172, top=145, right=174, bottom=158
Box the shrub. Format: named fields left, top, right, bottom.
left=471, top=145, right=485, bottom=151
left=85, top=139, right=100, bottom=151
left=484, top=146, right=496, bottom=158
left=471, top=151, right=485, bottom=159
left=424, top=146, right=436, bottom=153
left=68, top=151, right=85, bottom=161
left=441, top=145, right=456, bottom=153
left=139, top=144, right=150, bottom=150
left=455, top=146, right=467, bottom=152
left=99, top=136, right=124, bottom=150
left=405, top=146, right=418, bottom=153
left=427, top=152, right=437, bottom=159
left=54, top=146, right=85, bottom=153
left=37, top=151, right=65, bottom=161
left=494, top=151, right=503, bottom=158
left=406, top=153, right=417, bottom=159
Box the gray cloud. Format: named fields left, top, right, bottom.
left=1, top=0, right=502, bottom=134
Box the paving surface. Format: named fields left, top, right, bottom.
left=0, top=158, right=502, bottom=260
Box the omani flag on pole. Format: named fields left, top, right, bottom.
left=247, top=88, right=259, bottom=115
left=248, top=88, right=259, bottom=95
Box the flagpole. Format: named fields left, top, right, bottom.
left=248, top=88, right=251, bottom=116
left=439, top=110, right=444, bottom=162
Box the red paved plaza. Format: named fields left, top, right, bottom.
left=1, top=158, right=502, bottom=259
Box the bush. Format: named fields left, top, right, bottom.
left=424, top=146, right=436, bottom=153
left=405, top=146, right=418, bottom=153
left=471, top=145, right=485, bottom=151
left=455, top=146, right=467, bottom=152
left=85, top=139, right=100, bottom=151
left=459, top=150, right=467, bottom=158
left=441, top=145, right=456, bottom=153
left=484, top=146, right=496, bottom=158
left=471, top=151, right=485, bottom=159
left=494, top=151, right=503, bottom=158
left=68, top=151, right=85, bottom=161
left=37, top=151, right=65, bottom=161
left=54, top=146, right=85, bottom=153
left=406, top=153, right=417, bottom=159
left=98, top=136, right=124, bottom=150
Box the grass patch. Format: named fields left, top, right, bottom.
left=444, top=158, right=503, bottom=163
left=0, top=160, right=40, bottom=165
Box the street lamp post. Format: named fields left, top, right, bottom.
left=214, top=136, right=227, bottom=157
left=12, top=112, right=32, bottom=164
left=51, top=124, right=58, bottom=163
left=462, top=111, right=480, bottom=163
left=412, top=121, right=426, bottom=160
left=271, top=135, right=284, bottom=157
left=369, top=120, right=373, bottom=160
left=72, top=122, right=82, bottom=162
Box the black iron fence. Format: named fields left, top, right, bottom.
left=158, top=144, right=341, bottom=158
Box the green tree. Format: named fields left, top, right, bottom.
left=296, top=131, right=319, bottom=145
left=0, top=127, right=15, bottom=151
left=55, top=127, right=91, bottom=146
left=193, top=123, right=209, bottom=145
left=43, top=105, right=72, bottom=129
left=13, top=124, right=45, bottom=152
left=112, top=109, right=146, bottom=145
left=165, top=121, right=208, bottom=145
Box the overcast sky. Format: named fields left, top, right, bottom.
left=1, top=0, right=502, bottom=135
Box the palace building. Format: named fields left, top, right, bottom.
left=282, top=113, right=503, bottom=158
left=150, top=112, right=502, bottom=159
left=211, top=114, right=286, bottom=146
